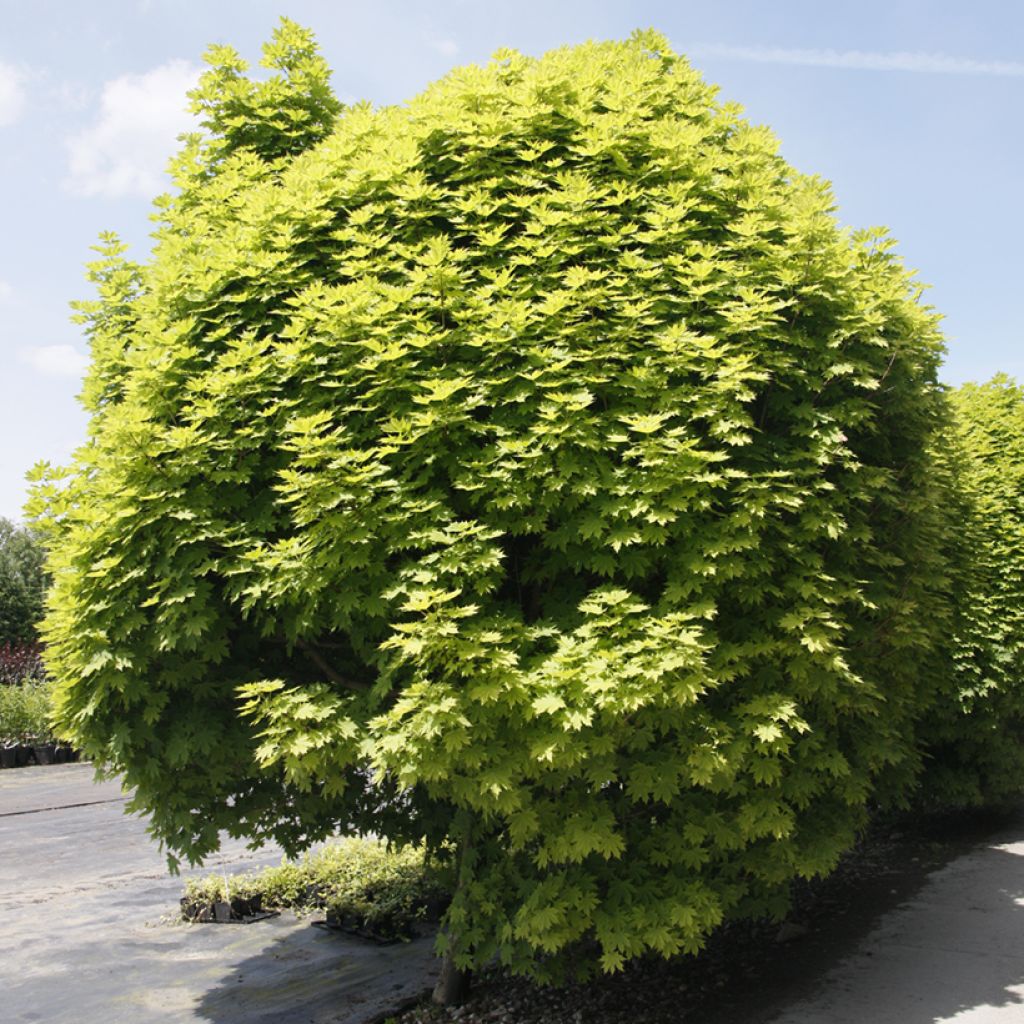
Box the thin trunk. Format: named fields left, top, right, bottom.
left=431, top=948, right=471, bottom=1006
left=431, top=813, right=475, bottom=1007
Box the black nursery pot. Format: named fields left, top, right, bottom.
left=54, top=745, right=68, bottom=764
left=14, top=744, right=30, bottom=767
left=33, top=742, right=56, bottom=765
left=0, top=745, right=16, bottom=769
left=230, top=894, right=263, bottom=918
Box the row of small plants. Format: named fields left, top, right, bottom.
left=181, top=839, right=451, bottom=943
left=0, top=675, right=78, bottom=768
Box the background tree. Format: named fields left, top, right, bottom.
left=920, top=375, right=1024, bottom=805
left=0, top=518, right=48, bottom=646
left=34, top=23, right=968, bottom=998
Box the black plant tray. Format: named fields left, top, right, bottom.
left=180, top=896, right=279, bottom=924
left=312, top=916, right=406, bottom=945
left=184, top=909, right=280, bottom=925
left=196, top=910, right=280, bottom=925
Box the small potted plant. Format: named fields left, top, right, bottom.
left=31, top=735, right=57, bottom=765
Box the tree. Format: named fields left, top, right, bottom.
left=34, top=24, right=961, bottom=996
left=919, top=375, right=1024, bottom=805
left=0, top=518, right=48, bottom=646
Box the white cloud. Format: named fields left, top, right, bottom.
left=0, top=62, right=26, bottom=126
left=430, top=38, right=460, bottom=59
left=693, top=44, right=1024, bottom=78
left=65, top=59, right=200, bottom=199
left=19, top=345, right=89, bottom=378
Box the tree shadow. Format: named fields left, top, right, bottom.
left=705, top=804, right=1024, bottom=1024
left=190, top=805, right=1024, bottom=1024
left=192, top=920, right=437, bottom=1024
left=760, top=830, right=1024, bottom=1023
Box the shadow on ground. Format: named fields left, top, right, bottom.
left=192, top=920, right=438, bottom=1024
left=764, top=813, right=1024, bottom=1024
left=388, top=806, right=1024, bottom=1024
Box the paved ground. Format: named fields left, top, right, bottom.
left=5, top=766, right=1024, bottom=1024
left=768, top=813, right=1024, bottom=1024
left=0, top=764, right=438, bottom=1024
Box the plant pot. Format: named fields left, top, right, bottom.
left=14, top=744, right=30, bottom=767
left=32, top=743, right=56, bottom=766
left=0, top=745, right=16, bottom=769
left=54, top=745, right=68, bottom=764
left=230, top=894, right=263, bottom=918
left=213, top=900, right=232, bottom=923
left=180, top=897, right=214, bottom=923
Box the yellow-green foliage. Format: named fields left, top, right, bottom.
left=182, top=839, right=448, bottom=940
left=920, top=376, right=1024, bottom=804
left=34, top=22, right=960, bottom=978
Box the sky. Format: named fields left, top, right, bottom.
left=0, top=0, right=1021, bottom=521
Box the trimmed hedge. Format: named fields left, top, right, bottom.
left=34, top=22, right=982, bottom=981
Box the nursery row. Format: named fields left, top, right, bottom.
left=181, top=839, right=450, bottom=944
left=0, top=740, right=79, bottom=769
left=0, top=678, right=54, bottom=743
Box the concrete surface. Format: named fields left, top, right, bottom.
left=0, top=764, right=437, bottom=1024
left=769, top=816, right=1024, bottom=1024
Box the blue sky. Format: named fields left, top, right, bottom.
left=0, top=0, right=1021, bottom=521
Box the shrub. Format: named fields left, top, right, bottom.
left=0, top=642, right=47, bottom=686
left=181, top=839, right=450, bottom=941
left=0, top=678, right=54, bottom=742
left=35, top=22, right=958, bottom=984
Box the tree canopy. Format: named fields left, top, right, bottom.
left=34, top=22, right=980, bottom=984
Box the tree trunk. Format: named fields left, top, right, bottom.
left=432, top=812, right=474, bottom=1007
left=431, top=946, right=471, bottom=1006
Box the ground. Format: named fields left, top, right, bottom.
left=0, top=764, right=437, bottom=1023
left=4, top=764, right=1024, bottom=1023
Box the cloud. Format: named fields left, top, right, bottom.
left=65, top=59, right=200, bottom=199
left=0, top=62, right=26, bottom=126
left=693, top=44, right=1024, bottom=78
left=19, top=345, right=89, bottom=378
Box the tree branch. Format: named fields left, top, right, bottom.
left=296, top=639, right=368, bottom=693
